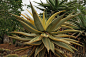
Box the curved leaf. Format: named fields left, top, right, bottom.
left=49, top=35, right=70, bottom=44
left=46, top=10, right=66, bottom=29
left=9, top=32, right=37, bottom=37
left=54, top=13, right=80, bottom=30
left=9, top=13, right=36, bottom=29
left=54, top=34, right=76, bottom=38
left=18, top=20, right=41, bottom=33
left=24, top=40, right=42, bottom=45
left=46, top=14, right=65, bottom=32
left=9, top=36, right=33, bottom=41
left=52, top=40, right=74, bottom=53
left=26, top=9, right=33, bottom=17
left=51, top=30, right=81, bottom=34
left=29, top=36, right=42, bottom=43
left=21, top=14, right=34, bottom=25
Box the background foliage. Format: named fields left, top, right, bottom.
left=0, top=0, right=23, bottom=43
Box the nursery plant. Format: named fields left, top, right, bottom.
left=9, top=2, right=82, bottom=57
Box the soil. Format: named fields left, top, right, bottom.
left=0, top=44, right=30, bottom=57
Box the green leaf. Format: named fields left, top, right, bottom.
left=46, top=14, right=65, bottom=32
left=42, top=37, right=54, bottom=53
left=61, top=25, right=74, bottom=29
left=46, top=10, right=66, bottom=29
left=28, top=46, right=36, bottom=57
left=69, top=41, right=82, bottom=46
left=54, top=13, right=80, bottom=30
left=18, top=20, right=41, bottom=33
left=37, top=48, right=46, bottom=57
left=68, top=45, right=78, bottom=51
left=9, top=32, right=37, bottom=37
left=51, top=30, right=81, bottom=34
left=54, top=34, right=76, bottom=38
left=9, top=13, right=36, bottom=29
left=49, top=0, right=55, bottom=6
left=29, top=36, right=42, bottom=43
left=35, top=6, right=44, bottom=11
left=35, top=44, right=44, bottom=57
left=55, top=50, right=67, bottom=57
left=30, top=2, right=44, bottom=31
left=52, top=40, right=74, bottom=53
left=49, top=35, right=70, bottom=44
left=55, top=51, right=62, bottom=57
left=24, top=40, right=42, bottom=45
left=9, top=36, right=33, bottom=41
left=55, top=0, right=59, bottom=7
left=42, top=10, right=46, bottom=30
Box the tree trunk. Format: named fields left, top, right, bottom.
left=3, top=34, right=9, bottom=44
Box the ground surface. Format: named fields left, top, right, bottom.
left=0, top=44, right=30, bottom=57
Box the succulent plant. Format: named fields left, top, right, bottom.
left=33, top=0, right=78, bottom=15
left=9, top=2, right=82, bottom=57
left=6, top=54, right=19, bottom=57
left=69, top=13, right=86, bottom=52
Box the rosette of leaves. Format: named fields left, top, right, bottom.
left=33, top=0, right=78, bottom=15
left=69, top=14, right=86, bottom=52
left=9, top=2, right=82, bottom=57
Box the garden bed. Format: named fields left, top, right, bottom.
left=0, top=44, right=30, bottom=57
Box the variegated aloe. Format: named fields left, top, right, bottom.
left=9, top=2, right=82, bottom=57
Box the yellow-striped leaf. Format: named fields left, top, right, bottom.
left=37, top=48, right=46, bottom=57
left=68, top=45, right=78, bottom=51
left=35, top=44, right=44, bottom=57
left=26, top=9, right=33, bottom=17
left=28, top=46, right=36, bottom=57
left=29, top=36, right=42, bottom=43
left=46, top=14, right=65, bottom=32
left=42, top=37, right=54, bottom=53
left=9, top=13, right=35, bottom=29
left=18, top=20, right=41, bottom=33
left=21, top=14, right=34, bottom=25
left=46, top=10, right=66, bottom=28
left=61, top=25, right=74, bottom=29
left=9, top=36, right=33, bottom=41
left=24, top=40, right=42, bottom=45
left=54, top=34, right=76, bottom=38
left=52, top=40, right=74, bottom=53
left=42, top=10, right=46, bottom=30
left=54, top=13, right=80, bottom=30
left=69, top=41, right=82, bottom=46
left=9, top=32, right=37, bottom=37
left=30, top=2, right=44, bottom=31
left=49, top=35, right=70, bottom=44
left=51, top=30, right=81, bottom=34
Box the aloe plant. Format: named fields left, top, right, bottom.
left=70, top=13, right=86, bottom=51
left=9, top=2, right=82, bottom=57
left=33, top=0, right=78, bottom=15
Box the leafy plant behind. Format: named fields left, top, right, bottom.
left=0, top=0, right=24, bottom=43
